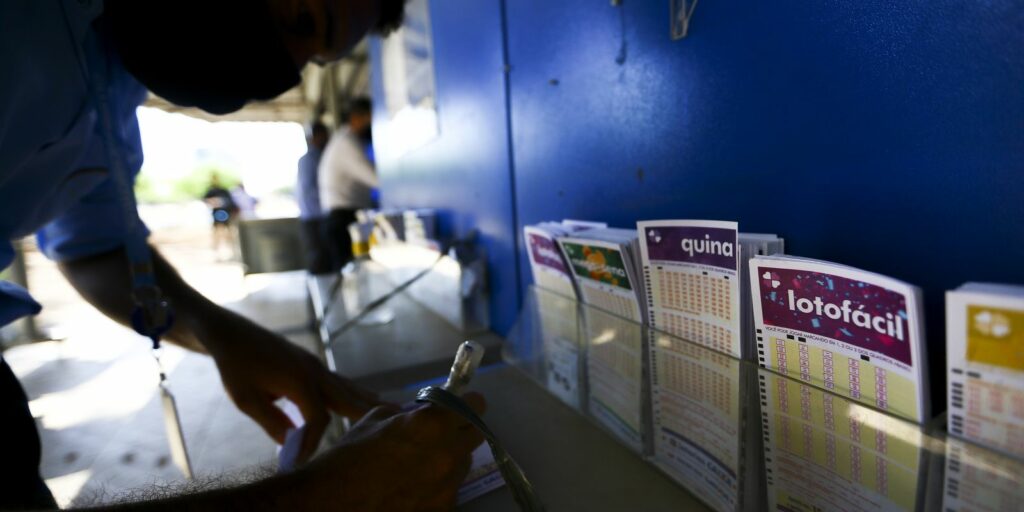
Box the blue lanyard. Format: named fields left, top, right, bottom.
left=61, top=4, right=174, bottom=351
left=91, top=69, right=175, bottom=351
left=59, top=11, right=192, bottom=480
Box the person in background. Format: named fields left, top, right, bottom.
left=296, top=122, right=331, bottom=274
left=231, top=182, right=259, bottom=219
left=318, top=97, right=378, bottom=272
left=1, top=1, right=486, bottom=510
left=202, top=173, right=239, bottom=260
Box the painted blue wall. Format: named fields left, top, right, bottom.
left=504, top=0, right=1023, bottom=405
left=369, top=0, right=518, bottom=334
left=373, top=0, right=1023, bottom=398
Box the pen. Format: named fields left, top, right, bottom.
left=443, top=340, right=485, bottom=395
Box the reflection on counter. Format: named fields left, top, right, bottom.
left=504, top=286, right=1024, bottom=512
left=649, top=330, right=762, bottom=512
left=759, top=371, right=927, bottom=511
left=583, top=307, right=645, bottom=453
left=943, top=436, right=1024, bottom=511
left=537, top=289, right=583, bottom=408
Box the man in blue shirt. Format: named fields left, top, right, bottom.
left=1, top=1, right=484, bottom=510
left=296, top=122, right=332, bottom=274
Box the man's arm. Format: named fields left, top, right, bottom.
left=85, top=470, right=306, bottom=511
left=345, top=140, right=379, bottom=188
left=58, top=246, right=376, bottom=461
left=58, top=246, right=214, bottom=352
left=78, top=396, right=487, bottom=511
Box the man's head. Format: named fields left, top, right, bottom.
left=308, top=121, right=329, bottom=150
left=346, top=97, right=373, bottom=140
left=105, top=0, right=405, bottom=115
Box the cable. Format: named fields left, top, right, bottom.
left=416, top=386, right=545, bottom=512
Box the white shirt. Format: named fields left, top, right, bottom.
left=318, top=127, right=377, bottom=211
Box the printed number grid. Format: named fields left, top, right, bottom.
left=586, top=313, right=643, bottom=380
left=538, top=294, right=578, bottom=344
left=656, top=350, right=734, bottom=414
left=656, top=269, right=733, bottom=322
left=769, top=337, right=920, bottom=419
left=584, top=288, right=641, bottom=322
left=586, top=313, right=643, bottom=434
left=764, top=375, right=914, bottom=508
left=658, top=311, right=735, bottom=355
left=960, top=379, right=1024, bottom=454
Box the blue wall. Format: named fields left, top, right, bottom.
left=369, top=0, right=519, bottom=334
left=505, top=0, right=1022, bottom=408
left=374, top=0, right=1024, bottom=394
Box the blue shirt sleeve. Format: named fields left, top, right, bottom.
left=35, top=173, right=150, bottom=262
left=36, top=44, right=150, bottom=263
left=0, top=243, right=41, bottom=327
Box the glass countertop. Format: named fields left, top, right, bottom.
left=502, top=286, right=1024, bottom=512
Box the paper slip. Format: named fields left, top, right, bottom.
left=583, top=307, right=645, bottom=452
left=758, top=370, right=927, bottom=512
left=648, top=330, right=744, bottom=512
left=946, top=283, right=1024, bottom=458
left=277, top=406, right=505, bottom=505
left=638, top=220, right=783, bottom=359
left=524, top=225, right=578, bottom=300
left=558, top=231, right=644, bottom=322
left=749, top=255, right=930, bottom=422
left=943, top=435, right=1024, bottom=511
left=456, top=443, right=505, bottom=504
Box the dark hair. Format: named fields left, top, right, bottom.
left=349, top=97, right=373, bottom=117
left=310, top=121, right=328, bottom=137
left=104, top=0, right=300, bottom=115
left=374, top=0, right=407, bottom=35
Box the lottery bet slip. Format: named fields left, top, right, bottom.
left=523, top=221, right=609, bottom=409
left=749, top=255, right=930, bottom=423
left=758, top=370, right=928, bottom=512
left=638, top=220, right=783, bottom=359
left=946, top=283, right=1024, bottom=458
left=523, top=220, right=607, bottom=300
left=557, top=228, right=646, bottom=323
left=557, top=228, right=647, bottom=451
left=647, top=330, right=763, bottom=512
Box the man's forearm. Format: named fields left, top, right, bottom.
left=79, top=469, right=317, bottom=511
left=57, top=246, right=228, bottom=353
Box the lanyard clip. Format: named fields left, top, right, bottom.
left=131, top=285, right=174, bottom=349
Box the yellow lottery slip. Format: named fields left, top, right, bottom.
left=758, top=370, right=928, bottom=512
left=947, top=283, right=1024, bottom=459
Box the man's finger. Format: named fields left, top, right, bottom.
left=445, top=393, right=487, bottom=453
left=319, top=372, right=376, bottom=419
left=460, top=392, right=487, bottom=417
left=295, top=389, right=330, bottom=463
left=235, top=395, right=294, bottom=444
left=334, top=373, right=380, bottom=403
left=360, top=404, right=401, bottom=423
left=425, top=453, right=473, bottom=512
left=452, top=427, right=486, bottom=456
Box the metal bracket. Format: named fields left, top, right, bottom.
left=671, top=0, right=699, bottom=40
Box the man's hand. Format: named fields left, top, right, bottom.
left=82, top=395, right=488, bottom=512
left=57, top=247, right=380, bottom=462
left=296, top=394, right=487, bottom=512
left=202, top=315, right=379, bottom=462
